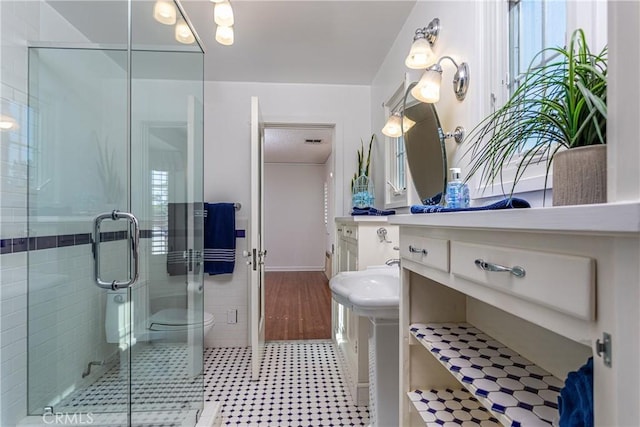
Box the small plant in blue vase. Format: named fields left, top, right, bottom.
left=351, top=135, right=375, bottom=208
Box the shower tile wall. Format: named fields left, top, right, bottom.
left=0, top=2, right=117, bottom=425
left=1, top=2, right=38, bottom=425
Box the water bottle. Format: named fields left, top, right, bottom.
left=445, top=168, right=470, bottom=208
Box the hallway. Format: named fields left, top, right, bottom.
left=265, top=271, right=332, bottom=341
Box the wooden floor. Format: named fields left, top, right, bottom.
left=265, top=271, right=332, bottom=341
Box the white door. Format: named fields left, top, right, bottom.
left=250, top=96, right=266, bottom=380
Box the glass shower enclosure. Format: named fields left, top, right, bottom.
left=26, top=1, right=204, bottom=425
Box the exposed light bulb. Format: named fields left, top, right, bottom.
left=215, top=25, right=234, bottom=46
left=214, top=1, right=234, bottom=27
left=175, top=20, right=195, bottom=44
left=153, top=0, right=177, bottom=25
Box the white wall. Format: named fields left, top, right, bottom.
left=203, top=81, right=370, bottom=347
left=264, top=163, right=326, bottom=271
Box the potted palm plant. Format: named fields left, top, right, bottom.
left=464, top=28, right=607, bottom=205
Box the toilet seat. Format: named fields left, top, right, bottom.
left=148, top=308, right=215, bottom=332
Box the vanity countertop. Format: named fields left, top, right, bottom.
left=335, top=216, right=393, bottom=223
left=388, top=201, right=640, bottom=234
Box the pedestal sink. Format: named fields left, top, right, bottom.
left=329, top=266, right=399, bottom=427
left=329, top=266, right=399, bottom=319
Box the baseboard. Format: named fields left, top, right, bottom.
left=264, top=266, right=324, bottom=272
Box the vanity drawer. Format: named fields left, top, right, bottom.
left=450, top=241, right=595, bottom=320
left=400, top=235, right=449, bottom=272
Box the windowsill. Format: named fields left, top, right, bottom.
left=469, top=160, right=552, bottom=201
left=388, top=201, right=640, bottom=234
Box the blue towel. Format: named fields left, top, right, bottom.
left=558, top=358, right=593, bottom=427
left=203, top=203, right=236, bottom=275
left=411, top=197, right=530, bottom=213
left=351, top=206, right=396, bottom=216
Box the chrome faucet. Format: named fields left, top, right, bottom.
left=385, top=258, right=400, bottom=266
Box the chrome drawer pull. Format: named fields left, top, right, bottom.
left=475, top=259, right=526, bottom=278
left=409, top=245, right=428, bottom=256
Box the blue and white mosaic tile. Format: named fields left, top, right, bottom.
left=204, top=341, right=370, bottom=426
left=407, top=388, right=501, bottom=426
left=410, top=323, right=561, bottom=427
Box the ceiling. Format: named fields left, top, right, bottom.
left=263, top=126, right=334, bottom=164
left=180, top=1, right=416, bottom=161
left=181, top=0, right=416, bottom=85
left=47, top=0, right=416, bottom=162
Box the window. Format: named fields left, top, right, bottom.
left=384, top=79, right=416, bottom=209
left=151, top=170, right=169, bottom=255
left=508, top=0, right=566, bottom=94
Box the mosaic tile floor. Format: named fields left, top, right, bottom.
left=204, top=341, right=370, bottom=426
left=410, top=322, right=562, bottom=426
left=55, top=343, right=202, bottom=426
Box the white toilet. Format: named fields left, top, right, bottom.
left=105, top=288, right=215, bottom=344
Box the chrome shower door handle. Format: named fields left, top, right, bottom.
left=93, top=210, right=140, bottom=290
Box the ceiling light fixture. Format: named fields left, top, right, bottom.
left=215, top=25, right=234, bottom=46
left=175, top=19, right=195, bottom=44
left=405, top=18, right=440, bottom=69
left=214, top=0, right=234, bottom=27
left=381, top=112, right=416, bottom=138
left=153, top=0, right=177, bottom=25
left=410, top=56, right=470, bottom=103
left=0, top=115, right=18, bottom=131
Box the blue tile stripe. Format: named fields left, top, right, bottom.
left=0, top=229, right=246, bottom=255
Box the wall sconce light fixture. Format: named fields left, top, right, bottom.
left=410, top=56, right=470, bottom=103
left=382, top=112, right=416, bottom=138
left=405, top=18, right=440, bottom=69
left=153, top=0, right=177, bottom=25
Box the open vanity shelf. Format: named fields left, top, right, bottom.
left=407, top=387, right=500, bottom=425
left=409, top=323, right=560, bottom=425
left=391, top=202, right=640, bottom=426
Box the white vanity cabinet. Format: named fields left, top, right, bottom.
left=333, top=217, right=399, bottom=405
left=391, top=203, right=640, bottom=426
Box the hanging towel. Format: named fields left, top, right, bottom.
left=167, top=203, right=188, bottom=276
left=204, top=202, right=236, bottom=275
left=411, top=197, right=530, bottom=214
left=558, top=357, right=594, bottom=427
left=351, top=206, right=396, bottom=216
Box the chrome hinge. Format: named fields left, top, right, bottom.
left=595, top=332, right=612, bottom=367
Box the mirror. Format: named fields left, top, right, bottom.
left=402, top=82, right=447, bottom=204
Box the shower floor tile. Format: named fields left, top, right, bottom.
left=204, top=341, right=370, bottom=426
left=55, top=343, right=203, bottom=426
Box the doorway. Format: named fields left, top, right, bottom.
left=262, top=124, right=335, bottom=340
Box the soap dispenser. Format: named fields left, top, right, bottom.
left=445, top=167, right=470, bottom=208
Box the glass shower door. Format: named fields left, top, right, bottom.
left=28, top=47, right=133, bottom=421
